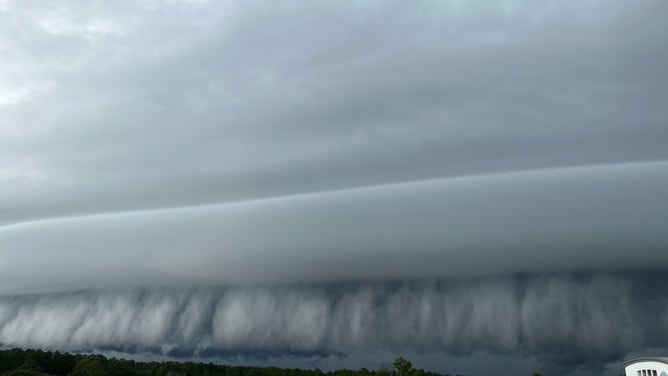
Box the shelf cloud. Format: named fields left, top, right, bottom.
left=1, top=1, right=667, bottom=374
left=0, top=273, right=665, bottom=374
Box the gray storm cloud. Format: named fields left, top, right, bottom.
left=1, top=161, right=667, bottom=294
left=0, top=274, right=657, bottom=364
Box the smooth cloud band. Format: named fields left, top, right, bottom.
left=1, top=161, right=667, bottom=294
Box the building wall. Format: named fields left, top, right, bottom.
left=625, top=361, right=668, bottom=376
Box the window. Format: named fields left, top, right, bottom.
left=637, top=368, right=659, bottom=376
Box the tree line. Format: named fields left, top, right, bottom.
left=0, top=348, right=542, bottom=376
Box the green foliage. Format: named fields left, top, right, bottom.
left=375, top=369, right=391, bottom=376
left=392, top=357, right=412, bottom=376
left=3, top=359, right=49, bottom=376
left=0, top=348, right=539, bottom=376
left=68, top=357, right=111, bottom=376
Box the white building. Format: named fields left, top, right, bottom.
left=622, top=358, right=668, bottom=376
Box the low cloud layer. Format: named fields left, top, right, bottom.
left=0, top=273, right=663, bottom=374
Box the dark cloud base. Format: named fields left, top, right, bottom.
left=1, top=272, right=667, bottom=374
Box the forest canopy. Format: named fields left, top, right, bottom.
left=0, top=348, right=543, bottom=376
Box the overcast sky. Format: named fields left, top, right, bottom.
left=1, top=1, right=668, bottom=375
left=1, top=0, right=667, bottom=225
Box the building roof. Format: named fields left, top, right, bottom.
left=622, top=358, right=668, bottom=368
